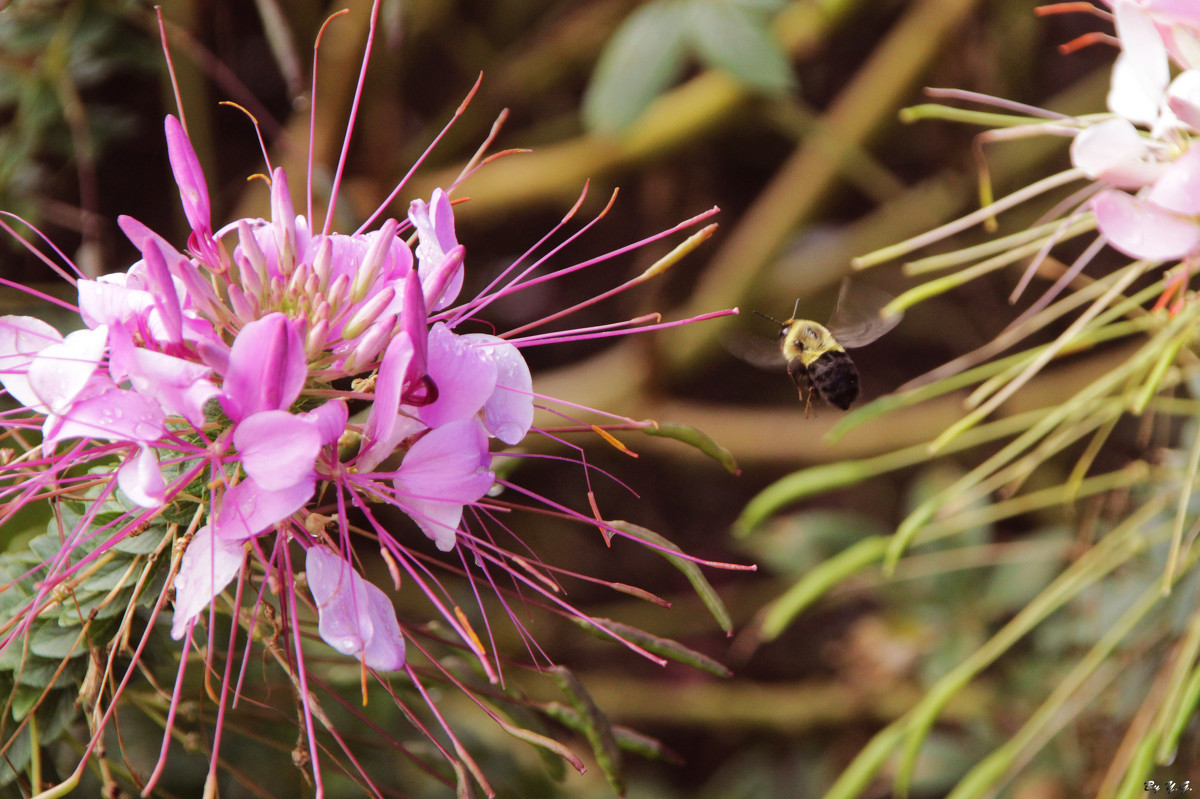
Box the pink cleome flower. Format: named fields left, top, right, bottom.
left=0, top=1, right=739, bottom=794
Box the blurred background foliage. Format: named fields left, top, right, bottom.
left=3, top=0, right=1197, bottom=797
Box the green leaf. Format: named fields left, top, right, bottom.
left=12, top=656, right=83, bottom=690
left=583, top=1, right=690, bottom=134
left=539, top=702, right=680, bottom=764
left=28, top=623, right=83, bottom=660
left=575, top=616, right=732, bottom=676
left=682, top=0, right=795, bottom=94
left=112, top=525, right=170, bottom=555
left=608, top=520, right=734, bottom=633
left=11, top=682, right=49, bottom=720
left=0, top=719, right=31, bottom=787
left=641, top=421, right=740, bottom=473
left=550, top=667, right=624, bottom=796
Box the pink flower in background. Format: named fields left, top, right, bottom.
left=1092, top=144, right=1200, bottom=261
left=1063, top=2, right=1200, bottom=268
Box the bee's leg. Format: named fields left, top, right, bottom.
left=788, top=357, right=812, bottom=416
left=794, top=373, right=814, bottom=417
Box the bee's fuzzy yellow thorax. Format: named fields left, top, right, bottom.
left=779, top=319, right=844, bottom=367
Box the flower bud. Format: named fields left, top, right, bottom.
left=288, top=262, right=310, bottom=298
left=227, top=284, right=257, bottom=322
left=312, top=237, right=333, bottom=292
left=345, top=315, right=395, bottom=372
left=341, top=286, right=395, bottom=341
left=305, top=318, right=330, bottom=361
left=325, top=273, right=349, bottom=312
left=352, top=218, right=398, bottom=303
left=237, top=220, right=268, bottom=297
left=270, top=167, right=297, bottom=275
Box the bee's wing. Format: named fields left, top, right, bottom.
left=722, top=329, right=784, bottom=371
left=826, top=279, right=902, bottom=349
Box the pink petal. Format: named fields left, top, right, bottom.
left=124, top=346, right=217, bottom=427
left=1109, top=1, right=1170, bottom=124
left=409, top=189, right=463, bottom=309
left=164, top=115, right=211, bottom=236
left=461, top=333, right=533, bottom=445
left=416, top=323, right=497, bottom=429
left=29, top=326, right=108, bottom=414
left=0, top=316, right=62, bottom=409
left=140, top=236, right=184, bottom=344
left=118, top=446, right=166, bottom=508
left=1167, top=70, right=1200, bottom=129
left=394, top=419, right=494, bottom=551
left=221, top=313, right=306, bottom=421
left=77, top=276, right=155, bottom=331
left=118, top=214, right=221, bottom=319
left=1145, top=0, right=1200, bottom=27
left=1147, top=144, right=1200, bottom=215
left=1070, top=119, right=1165, bottom=189
left=360, top=332, right=415, bottom=472
left=302, top=399, right=348, bottom=447
left=305, top=547, right=406, bottom=671
left=1093, top=189, right=1200, bottom=260
left=422, top=246, right=466, bottom=314
left=44, top=384, right=166, bottom=446
left=214, top=474, right=315, bottom=542
left=233, top=410, right=320, bottom=490
left=401, top=266, right=432, bottom=392
left=171, top=524, right=244, bottom=640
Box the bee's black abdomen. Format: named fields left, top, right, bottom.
left=809, top=350, right=859, bottom=410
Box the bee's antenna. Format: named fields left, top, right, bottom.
left=753, top=310, right=783, bottom=325
left=791, top=298, right=800, bottom=318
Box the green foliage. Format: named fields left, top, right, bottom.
left=0, top=491, right=171, bottom=788
left=583, top=0, right=794, bottom=134
left=0, top=0, right=154, bottom=240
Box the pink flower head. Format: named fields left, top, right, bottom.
left=0, top=4, right=736, bottom=795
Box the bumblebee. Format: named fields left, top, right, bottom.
left=755, top=281, right=901, bottom=411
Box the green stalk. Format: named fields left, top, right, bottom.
left=821, top=501, right=1159, bottom=799
left=944, top=579, right=1168, bottom=799
left=890, top=514, right=1156, bottom=797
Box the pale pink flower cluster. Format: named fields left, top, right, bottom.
left=1071, top=1, right=1200, bottom=261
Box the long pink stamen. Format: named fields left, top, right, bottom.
left=510, top=308, right=739, bottom=345
left=308, top=9, right=352, bottom=226
left=356, top=73, right=484, bottom=235
left=0, top=214, right=85, bottom=288
left=323, top=0, right=382, bottom=238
